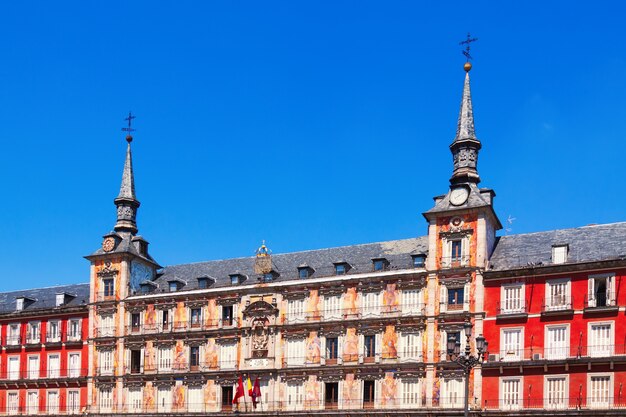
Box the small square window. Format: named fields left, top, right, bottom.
left=299, top=268, right=311, bottom=279
left=169, top=282, right=178, bottom=292
left=335, top=264, right=346, bottom=275
left=103, top=279, right=115, bottom=297
left=197, top=278, right=208, bottom=289
left=230, top=275, right=239, bottom=285
left=263, top=273, right=274, bottom=283
left=412, top=255, right=426, bottom=268
left=373, top=259, right=386, bottom=271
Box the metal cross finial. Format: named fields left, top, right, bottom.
left=122, top=111, right=136, bottom=135
left=459, top=33, right=478, bottom=62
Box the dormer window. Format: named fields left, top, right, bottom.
left=140, top=284, right=152, bottom=294
left=197, top=277, right=214, bottom=289
left=261, top=271, right=278, bottom=283
left=298, top=265, right=314, bottom=279
left=230, top=274, right=245, bottom=285
left=412, top=254, right=426, bottom=268
left=56, top=294, right=64, bottom=307
left=552, top=244, right=569, bottom=264
left=372, top=258, right=389, bottom=272
left=16, top=298, right=24, bottom=311
left=169, top=282, right=178, bottom=292
left=334, top=262, right=350, bottom=276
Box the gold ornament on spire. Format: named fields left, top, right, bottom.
left=254, top=240, right=273, bottom=274
left=459, top=32, right=478, bottom=72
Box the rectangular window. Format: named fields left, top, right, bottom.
left=221, top=386, right=233, bottom=410
left=286, top=382, right=304, bottom=410
left=100, top=350, right=113, bottom=375
left=157, top=386, right=171, bottom=412
left=169, top=281, right=178, bottom=292
left=363, top=380, right=376, bottom=407
left=545, top=280, right=571, bottom=310
left=130, top=350, right=141, bottom=374
left=286, top=338, right=305, bottom=366
left=188, top=386, right=203, bottom=412
left=48, top=354, right=60, bottom=378
left=8, top=357, right=20, bottom=380
left=501, top=328, right=523, bottom=361
left=47, top=320, right=61, bottom=342
left=47, top=391, right=59, bottom=415
left=158, top=347, right=172, bottom=372
left=362, top=292, right=380, bottom=317
left=323, top=295, right=342, bottom=320
left=501, top=378, right=521, bottom=410
left=56, top=293, right=65, bottom=307
left=197, top=278, right=209, bottom=289
left=287, top=299, right=305, bottom=323
left=27, top=322, right=40, bottom=344
left=190, top=308, right=202, bottom=327
left=400, top=332, right=421, bottom=361
left=7, top=392, right=19, bottom=415
left=298, top=268, right=310, bottom=279
left=8, top=323, right=20, bottom=345
left=190, top=346, right=200, bottom=369
left=128, top=387, right=143, bottom=413
left=545, top=376, right=567, bottom=409
left=27, top=391, right=38, bottom=415
left=401, top=289, right=422, bottom=315
left=325, top=382, right=339, bottom=409
left=222, top=305, right=234, bottom=326
left=103, top=278, right=114, bottom=298
left=588, top=274, right=616, bottom=307
left=401, top=380, right=420, bottom=408
left=16, top=298, right=24, bottom=311
left=373, top=259, right=386, bottom=271
left=412, top=255, right=426, bottom=268
left=589, top=322, right=613, bottom=357
left=131, top=313, right=141, bottom=332
left=441, top=378, right=464, bottom=408
left=68, top=319, right=81, bottom=341
left=67, top=390, right=80, bottom=414
left=364, top=335, right=376, bottom=358
left=589, top=375, right=612, bottom=408
left=444, top=330, right=463, bottom=361
left=501, top=284, right=524, bottom=313
left=326, top=337, right=339, bottom=361
left=552, top=245, right=568, bottom=264
left=68, top=353, right=81, bottom=377
left=451, top=240, right=463, bottom=262
left=99, top=388, right=113, bottom=412
left=545, top=325, right=569, bottom=360
left=447, top=287, right=464, bottom=309
left=335, top=264, right=346, bottom=275
left=28, top=356, right=39, bottom=379
left=99, top=314, right=114, bottom=337
left=161, top=310, right=170, bottom=330
left=220, top=343, right=237, bottom=369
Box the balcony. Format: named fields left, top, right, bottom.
left=95, top=327, right=115, bottom=338
left=584, top=291, right=618, bottom=313
left=130, top=360, right=238, bottom=375
left=285, top=303, right=425, bottom=325
left=0, top=404, right=84, bottom=415
left=0, top=367, right=88, bottom=381
left=441, top=255, right=471, bottom=269
left=541, top=296, right=573, bottom=316
left=5, top=335, right=21, bottom=348
left=96, top=291, right=116, bottom=302
left=496, top=301, right=528, bottom=319
left=483, top=344, right=626, bottom=366
left=483, top=396, right=625, bottom=411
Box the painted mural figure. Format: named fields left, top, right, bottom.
left=145, top=304, right=157, bottom=330
left=343, top=287, right=358, bottom=317
left=204, top=338, right=218, bottom=369
left=343, top=328, right=359, bottom=362
left=204, top=380, right=217, bottom=411
left=343, top=373, right=360, bottom=409
left=145, top=340, right=156, bottom=371
left=305, top=332, right=321, bottom=364
left=383, top=283, right=400, bottom=313
left=304, top=375, right=320, bottom=408
left=174, top=301, right=187, bottom=329
left=173, top=384, right=185, bottom=409
left=382, top=325, right=398, bottom=359
left=381, top=372, right=398, bottom=407
left=205, top=299, right=218, bottom=327
left=306, top=290, right=320, bottom=320
left=173, top=340, right=187, bottom=370
left=144, top=382, right=156, bottom=411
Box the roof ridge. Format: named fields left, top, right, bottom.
left=2, top=282, right=89, bottom=295
left=500, top=221, right=626, bottom=239
left=164, top=236, right=426, bottom=269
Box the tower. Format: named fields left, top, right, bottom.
left=422, top=61, right=502, bottom=408
left=85, top=118, right=160, bottom=413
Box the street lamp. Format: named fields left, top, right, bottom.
left=447, top=322, right=488, bottom=417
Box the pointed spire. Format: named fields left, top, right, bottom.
left=114, top=114, right=140, bottom=235
left=449, top=64, right=482, bottom=185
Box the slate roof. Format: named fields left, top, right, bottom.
left=488, top=222, right=626, bottom=271
left=0, top=283, right=89, bottom=315
left=153, top=237, right=429, bottom=292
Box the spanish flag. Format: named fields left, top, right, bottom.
left=246, top=376, right=253, bottom=397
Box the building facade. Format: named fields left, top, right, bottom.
left=1, top=61, right=624, bottom=417
left=0, top=285, right=89, bottom=415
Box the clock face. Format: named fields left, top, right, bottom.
left=102, top=237, right=115, bottom=252
left=130, top=261, right=153, bottom=291
left=449, top=187, right=469, bottom=206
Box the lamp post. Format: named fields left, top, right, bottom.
left=446, top=322, right=488, bottom=417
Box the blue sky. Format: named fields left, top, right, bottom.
left=1, top=1, right=625, bottom=290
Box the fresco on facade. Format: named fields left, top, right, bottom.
left=205, top=299, right=218, bottom=327
left=145, top=304, right=157, bottom=330
left=173, top=383, right=185, bottom=409
left=343, top=373, right=360, bottom=409
left=173, top=340, right=187, bottom=370
left=305, top=331, right=321, bottom=364
left=304, top=375, right=320, bottom=408
left=343, top=328, right=359, bottom=362
left=382, top=325, right=398, bottom=359
left=306, top=290, right=320, bottom=320
left=383, top=283, right=400, bottom=313
left=343, top=287, right=358, bottom=317
left=204, top=380, right=218, bottom=411
left=204, top=338, right=218, bottom=369
left=145, top=340, right=156, bottom=371
left=174, top=301, right=187, bottom=329
left=381, top=372, right=398, bottom=407
left=433, top=378, right=441, bottom=406
left=144, top=381, right=156, bottom=411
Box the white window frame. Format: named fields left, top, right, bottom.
left=188, top=385, right=203, bottom=412
left=285, top=338, right=305, bottom=367
left=285, top=381, right=304, bottom=411
left=47, top=320, right=61, bottom=343
left=442, top=235, right=470, bottom=268
left=219, top=342, right=237, bottom=370
left=361, top=292, right=380, bottom=317
left=545, top=278, right=571, bottom=311
left=401, top=289, right=423, bottom=315
left=544, top=324, right=570, bottom=360
left=68, top=352, right=81, bottom=378
left=8, top=356, right=20, bottom=380
left=47, top=390, right=59, bottom=415
left=287, top=298, right=306, bottom=324
left=588, top=321, right=614, bottom=357
left=67, top=389, right=80, bottom=414
left=47, top=353, right=60, bottom=378
left=7, top=323, right=20, bottom=345
left=7, top=391, right=19, bottom=415
left=500, top=283, right=525, bottom=314
left=323, top=294, right=343, bottom=320
left=500, top=377, right=522, bottom=410
left=67, top=318, right=81, bottom=341
left=158, top=346, right=172, bottom=372
left=27, top=390, right=39, bottom=415
left=99, top=349, right=114, bottom=375
left=399, top=332, right=422, bottom=362
left=588, top=373, right=613, bottom=409
left=157, top=386, right=172, bottom=412
left=399, top=379, right=421, bottom=408
left=544, top=374, right=568, bottom=409
left=500, top=327, right=524, bottom=361
left=588, top=273, right=616, bottom=307
left=27, top=354, right=40, bottom=379
left=441, top=377, right=464, bottom=408
left=128, top=387, right=143, bottom=413
left=27, top=321, right=41, bottom=344
left=552, top=245, right=568, bottom=264
left=99, top=387, right=113, bottom=413
left=100, top=314, right=114, bottom=337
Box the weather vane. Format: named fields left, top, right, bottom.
left=122, top=111, right=136, bottom=142
left=459, top=32, right=478, bottom=62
